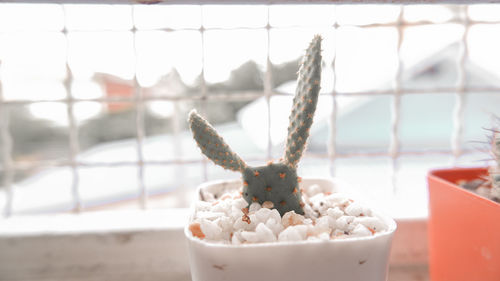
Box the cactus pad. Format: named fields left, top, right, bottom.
left=189, top=110, right=247, bottom=172
left=242, top=162, right=303, bottom=216
left=284, top=35, right=322, bottom=168
left=189, top=36, right=322, bottom=216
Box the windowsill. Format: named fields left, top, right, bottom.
left=0, top=208, right=428, bottom=281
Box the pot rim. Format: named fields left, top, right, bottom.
left=184, top=177, right=397, bottom=248
left=428, top=166, right=499, bottom=207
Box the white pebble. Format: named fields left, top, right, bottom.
left=262, top=201, right=274, bottom=209
left=241, top=231, right=260, bottom=243
left=255, top=223, right=277, bottom=243
left=345, top=202, right=364, bottom=216
left=336, top=216, right=355, bottom=232
left=218, top=216, right=233, bottom=233
left=191, top=184, right=389, bottom=244
left=351, top=224, right=372, bottom=237
left=303, top=218, right=314, bottom=225
left=200, top=219, right=222, bottom=240
left=324, top=193, right=350, bottom=206
left=230, top=208, right=244, bottom=221
left=317, top=232, right=331, bottom=240
left=354, top=217, right=387, bottom=232
left=212, top=201, right=231, bottom=214
left=196, top=211, right=225, bottom=220
left=232, top=198, right=248, bottom=210
left=265, top=217, right=284, bottom=235
left=327, top=207, right=344, bottom=219
left=249, top=202, right=261, bottom=213
left=282, top=211, right=305, bottom=228
left=195, top=201, right=212, bottom=211
left=278, top=225, right=308, bottom=242
left=255, top=208, right=273, bottom=224
left=303, top=203, right=317, bottom=218
left=269, top=209, right=281, bottom=224
left=231, top=232, right=242, bottom=245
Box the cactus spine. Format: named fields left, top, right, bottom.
left=189, top=36, right=322, bottom=216
left=490, top=131, right=500, bottom=201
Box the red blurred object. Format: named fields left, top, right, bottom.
left=94, top=73, right=134, bottom=113
left=428, top=167, right=500, bottom=281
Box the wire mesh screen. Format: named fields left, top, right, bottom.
left=1, top=3, right=500, bottom=217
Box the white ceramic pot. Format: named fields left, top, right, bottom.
left=185, top=178, right=397, bottom=281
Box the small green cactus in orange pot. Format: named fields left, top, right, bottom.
left=189, top=36, right=322, bottom=216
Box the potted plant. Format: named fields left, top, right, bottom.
left=184, top=36, right=397, bottom=281
left=427, top=130, right=500, bottom=281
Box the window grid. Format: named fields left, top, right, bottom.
left=0, top=76, right=14, bottom=217
left=452, top=5, right=469, bottom=164
left=389, top=7, right=404, bottom=191
left=327, top=7, right=338, bottom=177
left=0, top=4, right=491, bottom=217
left=61, top=5, right=82, bottom=213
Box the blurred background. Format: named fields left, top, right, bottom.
left=1, top=2, right=500, bottom=281
left=0, top=3, right=498, bottom=218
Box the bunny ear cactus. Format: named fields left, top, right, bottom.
left=189, top=36, right=322, bottom=216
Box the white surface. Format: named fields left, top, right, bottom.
left=0, top=209, right=191, bottom=281
left=0, top=207, right=427, bottom=281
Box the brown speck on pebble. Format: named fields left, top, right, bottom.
left=242, top=214, right=251, bottom=224
left=262, top=201, right=274, bottom=208
left=266, top=186, right=272, bottom=192
left=368, top=227, right=376, bottom=235
left=189, top=223, right=205, bottom=239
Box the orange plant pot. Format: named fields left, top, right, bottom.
left=427, top=167, right=500, bottom=281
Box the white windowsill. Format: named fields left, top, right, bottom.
left=0, top=208, right=428, bottom=281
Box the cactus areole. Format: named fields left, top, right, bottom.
left=189, top=36, right=322, bottom=216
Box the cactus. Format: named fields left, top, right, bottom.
left=189, top=36, right=322, bottom=216
left=490, top=131, right=500, bottom=200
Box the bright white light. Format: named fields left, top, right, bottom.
left=468, top=24, right=500, bottom=79
left=64, top=4, right=132, bottom=31
left=404, top=5, right=454, bottom=23
left=469, top=4, right=500, bottom=22
left=148, top=101, right=175, bottom=118
left=270, top=5, right=335, bottom=27
left=204, top=29, right=267, bottom=83
left=134, top=5, right=201, bottom=29
left=336, top=5, right=400, bottom=25
left=0, top=4, right=63, bottom=31
left=401, top=24, right=463, bottom=69
left=136, top=30, right=201, bottom=87
left=68, top=31, right=135, bottom=80
left=336, top=26, right=398, bottom=93
left=29, top=102, right=68, bottom=126
left=0, top=4, right=498, bottom=126
left=203, top=5, right=267, bottom=28
left=270, top=28, right=334, bottom=65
